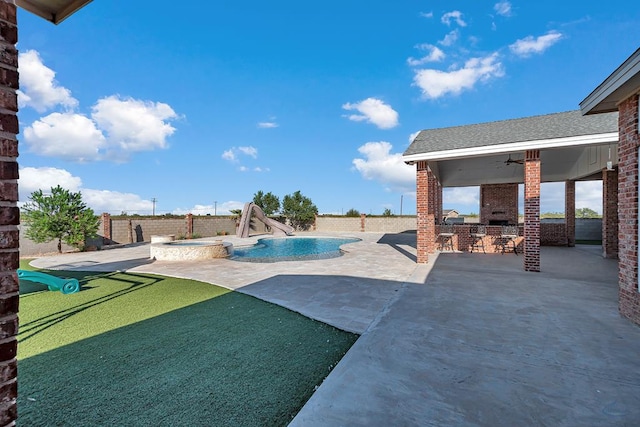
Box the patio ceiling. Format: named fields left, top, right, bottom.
left=16, top=0, right=92, bottom=24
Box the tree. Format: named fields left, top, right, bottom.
left=253, top=190, right=280, bottom=215
left=345, top=208, right=360, bottom=217
left=282, top=190, right=318, bottom=230
left=382, top=208, right=393, bottom=217
left=576, top=207, right=600, bottom=218
left=22, top=185, right=100, bottom=253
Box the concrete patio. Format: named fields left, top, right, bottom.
left=28, top=233, right=640, bottom=425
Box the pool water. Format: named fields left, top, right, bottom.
left=232, top=237, right=360, bottom=262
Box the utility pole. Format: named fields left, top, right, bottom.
left=214, top=201, right=217, bottom=216
left=152, top=197, right=157, bottom=216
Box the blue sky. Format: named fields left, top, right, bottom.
left=16, top=1, right=640, bottom=215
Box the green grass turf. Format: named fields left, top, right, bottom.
left=17, top=261, right=358, bottom=426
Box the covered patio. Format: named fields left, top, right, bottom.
left=403, top=110, right=619, bottom=272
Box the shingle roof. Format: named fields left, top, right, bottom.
left=404, top=110, right=618, bottom=156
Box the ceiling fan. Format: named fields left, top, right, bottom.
left=504, top=154, right=524, bottom=165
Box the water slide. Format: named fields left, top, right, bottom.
left=236, top=202, right=294, bottom=238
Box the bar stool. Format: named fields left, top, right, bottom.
left=470, top=224, right=486, bottom=253
left=438, top=224, right=455, bottom=252
left=500, top=225, right=519, bottom=255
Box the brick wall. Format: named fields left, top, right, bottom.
left=617, top=95, right=640, bottom=326
left=480, top=183, right=518, bottom=225
left=0, top=1, right=18, bottom=422
left=540, top=223, right=567, bottom=246
left=436, top=224, right=524, bottom=253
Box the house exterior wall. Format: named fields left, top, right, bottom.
left=0, top=1, right=18, bottom=422
left=617, top=95, right=640, bottom=325
left=480, top=184, right=518, bottom=225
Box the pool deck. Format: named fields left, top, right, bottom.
left=28, top=232, right=640, bottom=425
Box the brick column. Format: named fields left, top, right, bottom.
left=360, top=213, right=366, bottom=232
left=437, top=181, right=443, bottom=224
left=524, top=150, right=541, bottom=272
left=186, top=213, right=193, bottom=238
left=565, top=180, right=575, bottom=247
left=416, top=161, right=436, bottom=263
left=602, top=169, right=618, bottom=259
left=101, top=212, right=111, bottom=244
left=617, top=95, right=640, bottom=325
left=0, top=1, right=18, bottom=423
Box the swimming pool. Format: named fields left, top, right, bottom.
left=232, top=237, right=360, bottom=262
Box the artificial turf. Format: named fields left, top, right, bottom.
left=17, top=261, right=358, bottom=426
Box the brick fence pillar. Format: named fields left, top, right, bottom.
left=101, top=212, right=111, bottom=244
left=617, top=95, right=640, bottom=325
left=565, top=180, right=575, bottom=247
left=186, top=213, right=193, bottom=238
left=602, top=168, right=619, bottom=259
left=524, top=149, right=541, bottom=272
left=416, top=161, right=436, bottom=263
left=0, top=1, right=18, bottom=423
left=360, top=213, right=366, bottom=232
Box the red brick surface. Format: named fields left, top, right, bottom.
left=602, top=169, right=619, bottom=259
left=565, top=181, right=575, bottom=247
left=524, top=150, right=540, bottom=272
left=480, top=184, right=518, bottom=225
left=0, top=2, right=18, bottom=421
left=416, top=161, right=436, bottom=263
left=617, top=95, right=640, bottom=325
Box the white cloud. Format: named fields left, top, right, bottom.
left=443, top=187, right=479, bottom=207
left=441, top=11, right=467, bottom=27
left=352, top=142, right=415, bottom=193
left=82, top=189, right=153, bottom=214
left=91, top=95, right=178, bottom=154
left=19, top=166, right=82, bottom=201
left=238, top=146, right=258, bottom=158
left=173, top=201, right=245, bottom=216
left=23, top=95, right=180, bottom=162
left=419, top=12, right=433, bottom=19
left=494, top=1, right=512, bottom=17
left=222, top=146, right=259, bottom=163
left=19, top=166, right=153, bottom=214
left=17, top=50, right=78, bottom=113
left=222, top=149, right=236, bottom=162
left=257, top=122, right=278, bottom=128
left=24, top=112, right=106, bottom=161
left=413, top=53, right=504, bottom=99
left=575, top=181, right=602, bottom=214
left=342, top=98, right=399, bottom=129
left=438, top=30, right=459, bottom=47
left=509, top=31, right=562, bottom=57
left=407, top=44, right=445, bottom=66
left=239, top=166, right=248, bottom=172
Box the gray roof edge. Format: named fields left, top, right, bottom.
left=580, top=47, right=640, bottom=115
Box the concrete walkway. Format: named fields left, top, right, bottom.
left=29, top=235, right=640, bottom=425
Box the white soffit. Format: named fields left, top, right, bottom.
left=16, top=0, right=92, bottom=24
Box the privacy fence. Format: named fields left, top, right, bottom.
left=19, top=214, right=603, bottom=257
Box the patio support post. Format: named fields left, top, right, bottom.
left=602, top=168, right=618, bottom=259
left=0, top=0, right=19, bottom=423
left=416, top=161, right=436, bottom=263
left=617, top=95, right=639, bottom=324
left=524, top=150, right=541, bottom=272
left=565, top=180, right=575, bottom=247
